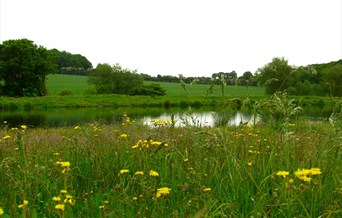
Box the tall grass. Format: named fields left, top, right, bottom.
left=0, top=108, right=341, bottom=217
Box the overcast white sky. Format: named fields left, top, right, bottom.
left=1, top=0, right=341, bottom=77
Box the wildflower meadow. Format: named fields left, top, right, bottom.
left=0, top=107, right=341, bottom=217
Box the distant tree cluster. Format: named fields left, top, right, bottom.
left=88, top=63, right=165, bottom=96
left=140, top=72, right=258, bottom=86
left=48, top=49, right=93, bottom=75
left=258, top=57, right=342, bottom=96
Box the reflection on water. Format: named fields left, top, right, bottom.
left=0, top=108, right=260, bottom=128
left=0, top=105, right=331, bottom=128
left=142, top=111, right=261, bottom=127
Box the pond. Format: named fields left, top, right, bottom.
left=0, top=105, right=333, bottom=128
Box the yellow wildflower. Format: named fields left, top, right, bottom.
left=294, top=169, right=311, bottom=177
left=55, top=204, right=65, bottom=211
left=2, top=135, right=11, bottom=140
left=0, top=207, right=4, bottom=216
left=99, top=205, right=105, bottom=209
left=132, top=197, right=138, bottom=201
left=20, top=125, right=27, bottom=130
left=276, top=171, right=290, bottom=178
left=74, top=126, right=81, bottom=130
left=56, top=161, right=70, bottom=168
left=65, top=198, right=75, bottom=206
left=310, top=168, right=321, bottom=175
left=18, top=200, right=28, bottom=208
left=203, top=187, right=211, bottom=192
left=134, top=171, right=144, bottom=176
left=52, top=196, right=61, bottom=202
left=247, top=161, right=252, bottom=167
left=149, top=170, right=159, bottom=177
left=60, top=190, right=67, bottom=194
left=156, top=187, right=171, bottom=198
left=120, top=169, right=129, bottom=174
left=289, top=178, right=294, bottom=184
left=120, top=134, right=128, bottom=139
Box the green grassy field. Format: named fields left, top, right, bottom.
left=46, top=74, right=90, bottom=95
left=46, top=74, right=265, bottom=97
left=0, top=113, right=341, bottom=217
left=0, top=74, right=336, bottom=111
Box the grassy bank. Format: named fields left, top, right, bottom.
left=0, top=114, right=341, bottom=217
left=0, top=74, right=339, bottom=111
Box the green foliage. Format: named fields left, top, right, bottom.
left=259, top=59, right=342, bottom=97
left=59, top=89, right=73, bottom=96
left=48, top=49, right=93, bottom=75
left=254, top=92, right=303, bottom=127
left=130, top=83, right=166, bottom=96
left=88, top=64, right=143, bottom=94
left=258, top=57, right=293, bottom=95
left=0, top=39, right=57, bottom=97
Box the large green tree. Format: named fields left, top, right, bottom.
left=88, top=63, right=143, bottom=94
left=48, top=49, right=93, bottom=75
left=0, top=39, right=57, bottom=97
left=258, top=57, right=293, bottom=94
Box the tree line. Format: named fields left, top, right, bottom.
left=0, top=39, right=341, bottom=97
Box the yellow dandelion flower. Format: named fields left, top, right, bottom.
left=74, top=126, right=81, bottom=130
left=156, top=187, right=171, bottom=198
left=52, top=196, right=61, bottom=202
left=295, top=169, right=311, bottom=177
left=134, top=171, right=144, bottom=176
left=20, top=125, right=27, bottom=130
left=18, top=200, right=28, bottom=208
left=2, top=135, right=11, bottom=140
left=120, top=134, right=128, bottom=139
left=301, top=176, right=312, bottom=183
left=289, top=178, right=294, bottom=184
left=132, top=197, right=138, bottom=201
left=276, top=171, right=290, bottom=178
left=65, top=195, right=73, bottom=199
left=56, top=161, right=70, bottom=168
left=247, top=162, right=252, bottom=167
left=203, top=188, right=211, bottom=192
left=66, top=199, right=75, bottom=206
left=60, top=190, right=67, bottom=194
left=55, top=204, right=65, bottom=211
left=99, top=205, right=105, bottom=209
left=310, top=168, right=321, bottom=175
left=149, top=170, right=159, bottom=177
left=0, top=207, right=4, bottom=215
left=120, top=169, right=129, bottom=174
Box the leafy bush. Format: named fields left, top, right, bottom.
left=59, top=89, right=73, bottom=96
left=130, top=83, right=166, bottom=96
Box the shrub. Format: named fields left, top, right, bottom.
left=130, top=83, right=166, bottom=96
left=59, top=89, right=73, bottom=96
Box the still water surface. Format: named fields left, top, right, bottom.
left=0, top=105, right=332, bottom=128
left=0, top=107, right=262, bottom=128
